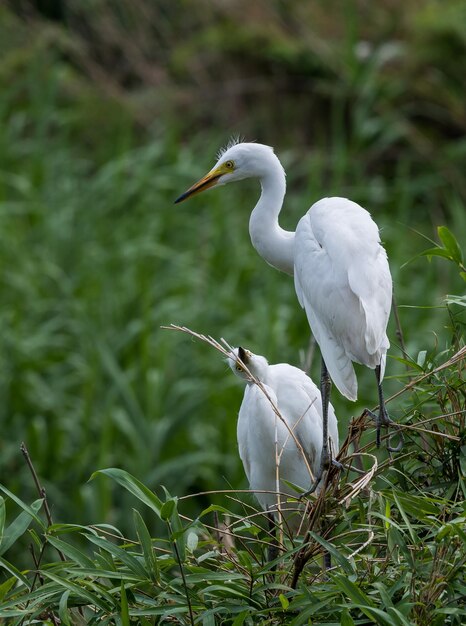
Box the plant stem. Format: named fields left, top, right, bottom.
left=20, top=442, right=66, bottom=561
left=168, top=521, right=194, bottom=626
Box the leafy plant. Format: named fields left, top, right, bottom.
left=421, top=226, right=466, bottom=281
left=0, top=307, right=464, bottom=624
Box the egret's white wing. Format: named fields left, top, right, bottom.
left=345, top=225, right=392, bottom=360
left=294, top=197, right=392, bottom=398
left=237, top=383, right=282, bottom=511
left=268, top=364, right=339, bottom=472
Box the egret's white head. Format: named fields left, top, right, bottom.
left=228, top=346, right=269, bottom=382
left=175, top=141, right=281, bottom=203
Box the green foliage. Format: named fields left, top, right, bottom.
left=420, top=226, right=466, bottom=281
left=0, top=430, right=465, bottom=625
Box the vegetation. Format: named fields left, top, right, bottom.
left=0, top=1, right=464, bottom=624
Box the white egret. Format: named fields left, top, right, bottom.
left=227, top=346, right=339, bottom=536
left=176, top=141, right=403, bottom=492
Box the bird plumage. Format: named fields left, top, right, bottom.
left=228, top=348, right=339, bottom=531
left=176, top=141, right=401, bottom=461
left=294, top=197, right=392, bottom=400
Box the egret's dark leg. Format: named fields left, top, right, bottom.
left=267, top=514, right=279, bottom=564
left=301, top=359, right=332, bottom=497
left=371, top=364, right=404, bottom=452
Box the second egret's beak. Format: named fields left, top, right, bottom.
left=174, top=163, right=229, bottom=204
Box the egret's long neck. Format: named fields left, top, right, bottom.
left=249, top=158, right=295, bottom=275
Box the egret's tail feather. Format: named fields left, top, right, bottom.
left=325, top=353, right=358, bottom=401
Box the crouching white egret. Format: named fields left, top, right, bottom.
left=176, top=141, right=403, bottom=493
left=227, top=346, right=339, bottom=538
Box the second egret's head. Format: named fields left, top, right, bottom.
left=174, top=141, right=278, bottom=203
left=228, top=346, right=269, bottom=382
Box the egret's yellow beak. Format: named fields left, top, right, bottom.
left=174, top=163, right=229, bottom=204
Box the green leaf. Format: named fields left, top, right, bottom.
left=279, top=593, right=289, bottom=609
left=120, top=581, right=130, bottom=626
left=64, top=568, right=142, bottom=582
left=391, top=356, right=423, bottom=371
left=167, top=499, right=186, bottom=562
left=360, top=606, right=404, bottom=625
left=43, top=570, right=112, bottom=611
left=231, top=611, right=250, bottom=626
left=333, top=576, right=398, bottom=625
left=160, top=498, right=176, bottom=521
left=384, top=499, right=391, bottom=530
left=84, top=534, right=148, bottom=579
left=237, top=550, right=254, bottom=570
left=0, top=499, right=43, bottom=556
left=387, top=527, right=409, bottom=563
left=133, top=509, right=159, bottom=582
left=0, top=576, right=16, bottom=602
left=91, top=468, right=163, bottom=518
left=340, top=609, right=355, bottom=626
left=0, top=555, right=31, bottom=589
left=438, top=226, right=463, bottom=264
left=0, top=486, right=44, bottom=528
left=307, top=532, right=356, bottom=576
left=333, top=573, right=374, bottom=607
left=184, top=571, right=244, bottom=583
left=384, top=490, right=439, bottom=518
left=58, top=590, right=72, bottom=626
left=0, top=497, right=5, bottom=542
left=186, top=531, right=198, bottom=552
left=46, top=535, right=95, bottom=567
left=416, top=350, right=427, bottom=367
left=198, top=504, right=233, bottom=518
left=420, top=247, right=453, bottom=260
left=373, top=581, right=395, bottom=610
left=202, top=614, right=215, bottom=626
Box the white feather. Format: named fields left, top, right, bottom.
left=229, top=349, right=339, bottom=532
left=294, top=197, right=392, bottom=399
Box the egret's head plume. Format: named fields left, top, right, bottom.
left=174, top=141, right=283, bottom=203
left=228, top=346, right=268, bottom=382
left=216, top=136, right=244, bottom=160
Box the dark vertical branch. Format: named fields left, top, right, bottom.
left=20, top=442, right=66, bottom=562
left=168, top=521, right=194, bottom=626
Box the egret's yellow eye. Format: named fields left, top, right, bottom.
left=235, top=365, right=242, bottom=371
left=225, top=160, right=235, bottom=170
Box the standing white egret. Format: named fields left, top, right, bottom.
left=227, top=346, right=339, bottom=535
left=175, top=141, right=403, bottom=492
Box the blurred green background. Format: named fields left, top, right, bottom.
left=0, top=0, right=465, bottom=536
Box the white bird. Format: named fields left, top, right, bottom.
left=176, top=140, right=403, bottom=492
left=227, top=346, right=339, bottom=534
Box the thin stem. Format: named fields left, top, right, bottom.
left=20, top=442, right=65, bottom=562
left=391, top=293, right=411, bottom=372
left=168, top=521, right=194, bottom=626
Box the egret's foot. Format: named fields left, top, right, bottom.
left=300, top=454, right=342, bottom=499
left=299, top=473, right=322, bottom=499
left=338, top=460, right=367, bottom=475
left=366, top=408, right=404, bottom=453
